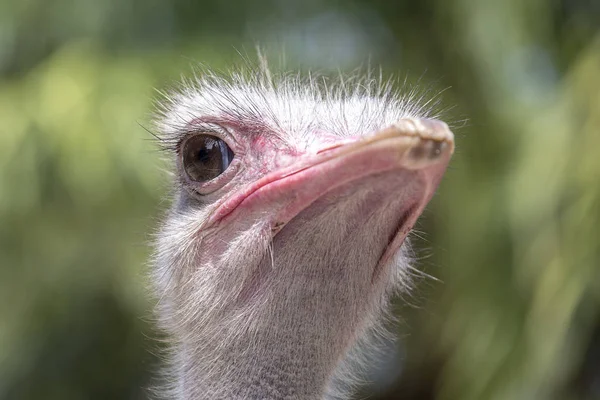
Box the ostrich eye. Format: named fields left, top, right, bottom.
left=182, top=134, right=235, bottom=183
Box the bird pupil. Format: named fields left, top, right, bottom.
left=196, top=147, right=211, bottom=163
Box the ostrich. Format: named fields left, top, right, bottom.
left=151, top=63, right=454, bottom=400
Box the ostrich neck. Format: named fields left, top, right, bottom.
left=181, top=279, right=355, bottom=400
left=179, top=225, right=384, bottom=400
left=173, top=182, right=406, bottom=399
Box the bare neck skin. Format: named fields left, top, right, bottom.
left=152, top=67, right=454, bottom=400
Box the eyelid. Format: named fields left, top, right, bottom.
left=176, top=122, right=237, bottom=154
left=193, top=122, right=233, bottom=140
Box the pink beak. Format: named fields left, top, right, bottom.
left=209, top=117, right=454, bottom=276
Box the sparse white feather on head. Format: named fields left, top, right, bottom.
left=151, top=60, right=453, bottom=400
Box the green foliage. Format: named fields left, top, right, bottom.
left=0, top=0, right=598, bottom=399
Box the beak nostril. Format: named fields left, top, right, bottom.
left=406, top=138, right=451, bottom=167
left=429, top=140, right=447, bottom=159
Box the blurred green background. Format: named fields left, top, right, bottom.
left=1, top=0, right=599, bottom=399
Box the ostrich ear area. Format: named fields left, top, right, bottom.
left=208, top=118, right=454, bottom=247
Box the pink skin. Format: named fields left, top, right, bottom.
left=206, top=118, right=454, bottom=282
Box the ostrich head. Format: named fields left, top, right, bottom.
left=152, top=64, right=454, bottom=399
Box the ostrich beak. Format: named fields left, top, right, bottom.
left=207, top=119, right=450, bottom=269
left=211, top=117, right=454, bottom=229
left=207, top=117, right=453, bottom=280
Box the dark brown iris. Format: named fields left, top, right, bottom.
left=182, top=135, right=235, bottom=183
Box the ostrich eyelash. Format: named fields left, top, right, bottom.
left=152, top=123, right=234, bottom=156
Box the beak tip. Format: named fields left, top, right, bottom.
left=390, top=118, right=455, bottom=169
left=392, top=117, right=455, bottom=142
